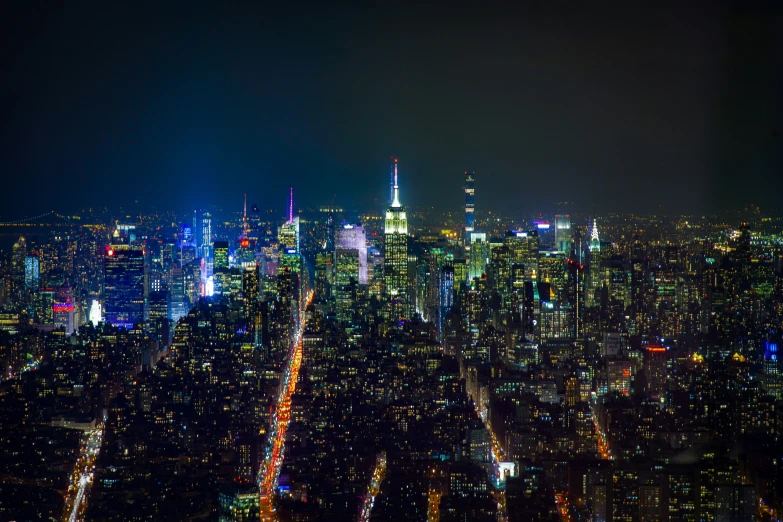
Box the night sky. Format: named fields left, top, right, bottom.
left=1, top=2, right=781, bottom=218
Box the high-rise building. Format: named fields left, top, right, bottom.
left=168, top=266, right=188, bottom=323
left=334, top=248, right=359, bottom=324
left=554, top=214, right=572, bottom=254
left=335, top=223, right=367, bottom=284
left=587, top=219, right=603, bottom=307
left=334, top=223, right=367, bottom=324
left=213, top=241, right=229, bottom=270
left=53, top=286, right=76, bottom=335
left=104, top=246, right=144, bottom=329
left=278, top=188, right=300, bottom=255
left=384, top=158, right=410, bottom=320
left=505, top=230, right=539, bottom=282
left=218, top=483, right=260, bottom=521
left=10, top=236, right=26, bottom=301
left=468, top=232, right=488, bottom=282
left=464, top=171, right=475, bottom=251
left=24, top=255, right=39, bottom=290
left=589, top=219, right=601, bottom=254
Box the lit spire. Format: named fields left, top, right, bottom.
left=589, top=218, right=600, bottom=252
left=289, top=187, right=294, bottom=223
left=240, top=194, right=249, bottom=247
left=391, top=158, right=401, bottom=208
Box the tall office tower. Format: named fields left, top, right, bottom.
left=538, top=250, right=569, bottom=303
left=437, top=263, right=455, bottom=343
left=148, top=290, right=169, bottom=344
left=384, top=158, right=410, bottom=320
left=468, top=232, right=488, bottom=282
left=278, top=188, right=300, bottom=255
left=326, top=210, right=335, bottom=253
left=334, top=248, right=359, bottom=324
left=53, top=285, right=76, bottom=335
left=464, top=171, right=475, bottom=252
left=179, top=223, right=197, bottom=267
left=10, top=236, right=26, bottom=302
left=554, top=214, right=572, bottom=254
left=213, top=241, right=229, bottom=270
left=33, top=288, right=54, bottom=324
left=200, top=211, right=212, bottom=254
left=589, top=218, right=600, bottom=254
left=104, top=245, right=145, bottom=329
left=168, top=266, right=188, bottom=323
left=242, top=265, right=260, bottom=316
left=334, top=222, right=367, bottom=324
left=336, top=223, right=368, bottom=284
left=271, top=266, right=296, bottom=362
left=182, top=261, right=202, bottom=305
left=587, top=219, right=602, bottom=307
left=505, top=230, right=540, bottom=281
left=193, top=209, right=202, bottom=251
left=314, top=252, right=333, bottom=299
left=762, top=342, right=781, bottom=399
left=200, top=211, right=213, bottom=294
left=24, top=255, right=40, bottom=290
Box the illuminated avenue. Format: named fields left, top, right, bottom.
left=258, top=290, right=315, bottom=520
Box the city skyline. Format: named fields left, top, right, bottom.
left=1, top=3, right=782, bottom=522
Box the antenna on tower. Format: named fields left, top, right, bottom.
left=391, top=158, right=401, bottom=208
left=289, top=187, right=294, bottom=223
left=243, top=194, right=248, bottom=238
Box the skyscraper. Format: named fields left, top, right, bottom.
left=465, top=171, right=475, bottom=251
left=24, top=255, right=39, bottom=290
left=554, top=214, right=572, bottom=254
left=589, top=219, right=601, bottom=254
left=213, top=241, right=229, bottom=270
left=104, top=246, right=145, bottom=329
left=278, top=188, right=300, bottom=258
left=53, top=285, right=76, bottom=335
left=587, top=219, right=602, bottom=307
left=335, top=223, right=367, bottom=284
left=384, top=158, right=410, bottom=320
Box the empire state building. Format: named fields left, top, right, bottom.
left=384, top=157, right=410, bottom=320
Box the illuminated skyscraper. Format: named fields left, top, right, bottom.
left=587, top=218, right=602, bottom=307
left=335, top=223, right=367, bottom=284
left=554, top=214, right=572, bottom=254
left=53, top=286, right=76, bottom=335
left=464, top=171, right=475, bottom=251
left=278, top=188, right=300, bottom=257
left=468, top=232, right=488, bottom=282
left=213, top=241, right=229, bottom=270
left=104, top=246, right=145, bottom=329
left=24, top=255, right=39, bottom=290
left=589, top=219, right=600, bottom=253
left=384, top=158, right=410, bottom=320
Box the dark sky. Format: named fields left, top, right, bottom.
left=1, top=2, right=781, bottom=218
